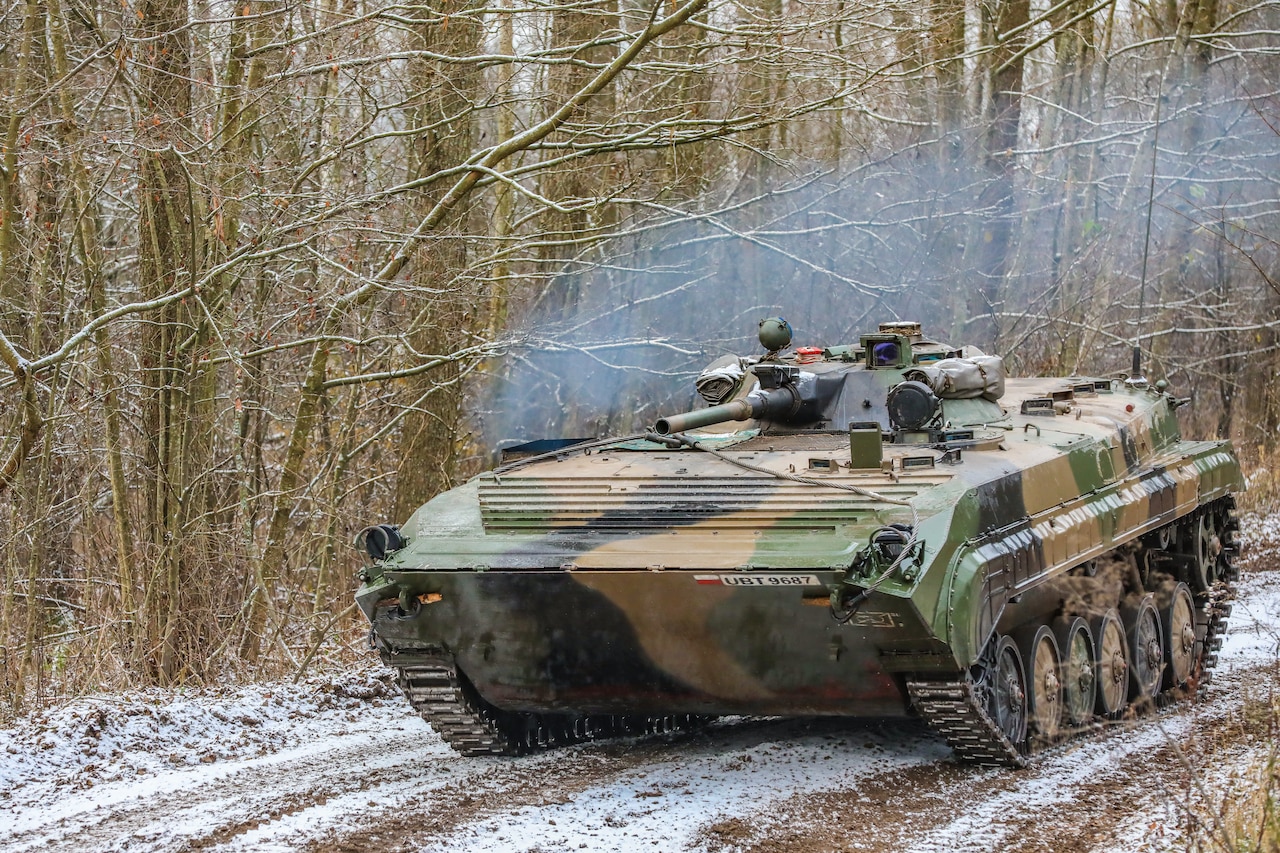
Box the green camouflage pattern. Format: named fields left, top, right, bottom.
left=355, top=324, right=1243, bottom=725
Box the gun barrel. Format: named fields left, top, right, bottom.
left=654, top=385, right=803, bottom=435
left=654, top=399, right=753, bottom=435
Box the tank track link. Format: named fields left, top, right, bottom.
left=398, top=660, right=520, bottom=756
left=905, top=679, right=1027, bottom=768
left=909, top=502, right=1238, bottom=768
left=1197, top=590, right=1232, bottom=675
left=397, top=657, right=708, bottom=757
left=1200, top=504, right=1238, bottom=675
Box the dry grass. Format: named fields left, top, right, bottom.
left=1179, top=458, right=1280, bottom=853
left=1181, top=749, right=1280, bottom=853
left=1238, top=447, right=1280, bottom=517
left=1224, top=761, right=1280, bottom=853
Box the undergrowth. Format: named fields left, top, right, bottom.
left=1238, top=446, right=1280, bottom=516
left=1175, top=703, right=1280, bottom=853
left=1176, top=454, right=1280, bottom=853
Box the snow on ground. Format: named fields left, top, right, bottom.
left=204, top=718, right=950, bottom=853
left=408, top=722, right=948, bottom=853
left=0, top=668, right=398, bottom=797
left=0, top=669, right=416, bottom=851
left=1099, top=568, right=1280, bottom=852
left=0, top=531, right=1277, bottom=852
left=1241, top=510, right=1280, bottom=564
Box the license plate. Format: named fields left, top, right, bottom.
left=694, top=574, right=820, bottom=587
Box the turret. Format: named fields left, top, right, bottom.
left=653, top=318, right=1007, bottom=440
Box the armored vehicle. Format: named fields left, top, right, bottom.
left=355, top=320, right=1242, bottom=765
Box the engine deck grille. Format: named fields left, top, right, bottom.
left=477, top=473, right=938, bottom=531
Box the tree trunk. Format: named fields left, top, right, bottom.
left=1047, top=0, right=1099, bottom=371
left=391, top=0, right=484, bottom=522
left=534, top=0, right=623, bottom=317
left=134, top=0, right=200, bottom=682
left=48, top=0, right=138, bottom=628
left=0, top=0, right=39, bottom=307
left=967, top=0, right=1030, bottom=350
left=931, top=0, right=967, bottom=142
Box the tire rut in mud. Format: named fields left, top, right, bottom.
left=1, top=736, right=432, bottom=853
left=295, top=725, right=759, bottom=853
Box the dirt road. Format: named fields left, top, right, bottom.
left=3, top=569, right=1276, bottom=853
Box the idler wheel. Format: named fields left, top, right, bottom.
left=1093, top=609, right=1130, bottom=717
left=1159, top=582, right=1199, bottom=690
left=1123, top=594, right=1165, bottom=704
left=976, top=635, right=1028, bottom=750
left=1017, top=625, right=1063, bottom=748
left=1053, top=615, right=1096, bottom=729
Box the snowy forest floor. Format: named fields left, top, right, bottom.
left=2, top=516, right=1278, bottom=853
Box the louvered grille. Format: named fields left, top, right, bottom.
left=477, top=474, right=931, bottom=531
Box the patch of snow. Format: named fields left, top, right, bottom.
left=0, top=668, right=396, bottom=795
left=0, top=667, right=410, bottom=850
left=412, top=726, right=947, bottom=853
left=1240, top=511, right=1280, bottom=566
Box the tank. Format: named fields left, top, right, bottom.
left=354, top=320, right=1243, bottom=765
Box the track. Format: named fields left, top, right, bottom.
left=900, top=501, right=1241, bottom=767
left=397, top=659, right=707, bottom=756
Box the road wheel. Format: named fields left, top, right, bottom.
left=1053, top=615, right=1096, bottom=729
left=1018, top=625, right=1062, bottom=748
left=1123, top=595, right=1164, bottom=704
left=1161, top=583, right=1198, bottom=690
left=1181, top=513, right=1221, bottom=592
left=977, top=634, right=1028, bottom=750
left=1093, top=609, right=1129, bottom=717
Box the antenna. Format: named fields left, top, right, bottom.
left=1133, top=64, right=1167, bottom=381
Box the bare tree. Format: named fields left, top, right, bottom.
left=0, top=0, right=1277, bottom=714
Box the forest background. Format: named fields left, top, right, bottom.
left=0, top=0, right=1278, bottom=714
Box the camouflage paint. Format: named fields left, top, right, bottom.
left=357, top=333, right=1243, bottom=721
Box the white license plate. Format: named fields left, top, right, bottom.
left=694, top=574, right=820, bottom=587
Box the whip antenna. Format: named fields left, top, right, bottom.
left=1134, top=65, right=1167, bottom=380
